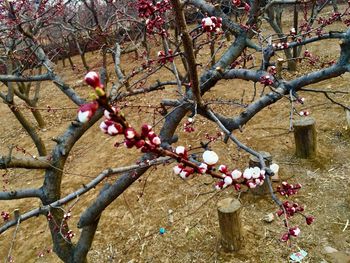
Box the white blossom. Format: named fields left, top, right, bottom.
left=202, top=150, right=219, bottom=165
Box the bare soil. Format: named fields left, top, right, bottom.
left=0, top=10, right=350, bottom=263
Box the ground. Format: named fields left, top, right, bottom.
left=0, top=8, right=350, bottom=263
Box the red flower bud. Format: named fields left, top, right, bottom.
left=124, top=139, right=135, bottom=148
left=306, top=216, right=315, bottom=225
left=125, top=127, right=137, bottom=139
left=77, top=101, right=99, bottom=123
left=84, top=71, right=103, bottom=88
left=141, top=124, right=152, bottom=137
left=135, top=139, right=146, bottom=149
left=281, top=233, right=289, bottom=242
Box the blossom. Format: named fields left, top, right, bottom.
left=201, top=16, right=222, bottom=33
left=179, top=167, right=195, bottom=179
left=125, top=127, right=137, bottom=139
left=173, top=164, right=183, bottom=175
left=84, top=71, right=102, bottom=88
left=202, top=150, right=219, bottom=165
left=107, top=124, right=122, bottom=136
left=289, top=226, right=301, bottom=237
left=243, top=167, right=253, bottom=179
left=223, top=176, right=233, bottom=187
left=281, top=232, right=289, bottom=242
left=251, top=167, right=261, bottom=179
left=247, top=181, right=257, bottom=188
left=306, top=216, right=315, bottom=225
left=175, top=146, right=186, bottom=155
left=218, top=164, right=228, bottom=173
left=77, top=101, right=99, bottom=123
left=198, top=163, right=208, bottom=174
left=104, top=107, right=119, bottom=119
left=231, top=169, right=242, bottom=179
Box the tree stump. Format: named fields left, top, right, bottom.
left=293, top=118, right=317, bottom=158
left=249, top=151, right=272, bottom=195
left=276, top=58, right=284, bottom=79
left=217, top=198, right=242, bottom=252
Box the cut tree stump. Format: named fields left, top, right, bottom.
left=217, top=198, right=242, bottom=252
left=293, top=117, right=317, bottom=158
left=249, top=151, right=272, bottom=195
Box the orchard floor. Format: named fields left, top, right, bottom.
left=1, top=15, right=350, bottom=263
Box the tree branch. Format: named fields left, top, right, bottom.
left=0, top=188, right=41, bottom=200
left=0, top=155, right=50, bottom=169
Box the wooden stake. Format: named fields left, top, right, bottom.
left=293, top=117, right=317, bottom=158
left=249, top=151, right=272, bottom=195
left=276, top=58, right=284, bottom=79
left=217, top=198, right=242, bottom=252
left=345, top=109, right=350, bottom=128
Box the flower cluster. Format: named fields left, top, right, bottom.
left=281, top=226, right=301, bottom=242
left=137, top=0, right=170, bottom=18
left=273, top=42, right=289, bottom=50
left=102, top=114, right=161, bottom=152
left=183, top=117, right=195, bottom=133
left=157, top=49, right=174, bottom=64
left=214, top=163, right=279, bottom=190
left=63, top=212, right=71, bottom=221
left=277, top=181, right=302, bottom=196
left=317, top=12, right=341, bottom=27
left=201, top=16, right=223, bottom=33
left=65, top=230, right=75, bottom=241
left=299, top=110, right=310, bottom=116
left=268, top=66, right=277, bottom=75
left=146, top=16, right=167, bottom=36
left=137, top=0, right=171, bottom=35
left=289, top=27, right=296, bottom=36
left=172, top=147, right=213, bottom=178
left=230, top=54, right=254, bottom=69
left=303, top=49, right=319, bottom=66
left=277, top=201, right=304, bottom=218
left=260, top=75, right=274, bottom=86
left=1, top=211, right=10, bottom=221
left=77, top=71, right=108, bottom=123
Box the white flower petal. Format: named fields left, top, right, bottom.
left=202, top=150, right=219, bottom=165
left=252, top=167, right=261, bottom=179
left=243, top=168, right=253, bottom=180
left=173, top=165, right=182, bottom=175
left=175, top=146, right=185, bottom=155
left=231, top=169, right=242, bottom=179
left=224, top=176, right=233, bottom=186
left=78, top=111, right=90, bottom=123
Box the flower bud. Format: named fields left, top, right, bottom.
left=77, top=101, right=99, bottom=123
left=84, top=71, right=102, bottom=88
left=218, top=164, right=228, bottom=173
left=125, top=127, right=137, bottom=139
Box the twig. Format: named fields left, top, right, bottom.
left=6, top=213, right=21, bottom=263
